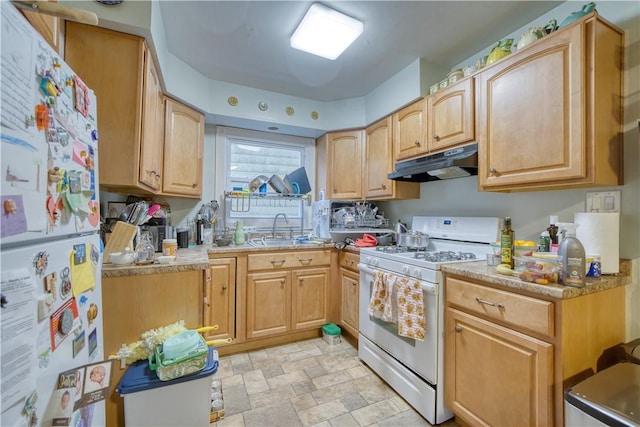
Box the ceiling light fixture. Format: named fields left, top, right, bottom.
left=290, top=3, right=363, bottom=60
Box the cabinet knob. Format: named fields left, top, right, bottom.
left=414, top=140, right=421, bottom=146
left=455, top=325, right=462, bottom=333
left=381, top=184, right=387, bottom=190
left=433, top=135, right=441, bottom=141
left=489, top=168, right=497, bottom=175
left=299, top=278, right=304, bottom=284
left=192, top=183, right=197, bottom=188
left=280, top=279, right=285, bottom=285
left=222, top=285, right=228, bottom=291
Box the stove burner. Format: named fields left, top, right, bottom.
left=375, top=245, right=406, bottom=254
left=413, top=251, right=477, bottom=262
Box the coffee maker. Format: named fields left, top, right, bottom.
left=143, top=217, right=174, bottom=252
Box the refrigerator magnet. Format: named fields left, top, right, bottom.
left=72, top=330, right=86, bottom=357
left=33, top=251, right=49, bottom=276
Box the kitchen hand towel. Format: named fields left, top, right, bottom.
left=368, top=271, right=394, bottom=323
left=574, top=212, right=619, bottom=273
left=395, top=277, right=425, bottom=341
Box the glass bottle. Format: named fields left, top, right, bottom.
left=500, top=217, right=515, bottom=268
left=134, top=230, right=155, bottom=265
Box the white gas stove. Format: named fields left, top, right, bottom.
left=357, top=216, right=501, bottom=425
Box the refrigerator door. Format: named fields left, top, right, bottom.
left=1, top=2, right=100, bottom=248
left=1, top=234, right=105, bottom=426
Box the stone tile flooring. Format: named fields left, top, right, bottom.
left=212, top=337, right=460, bottom=427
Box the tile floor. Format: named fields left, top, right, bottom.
left=212, top=337, right=460, bottom=427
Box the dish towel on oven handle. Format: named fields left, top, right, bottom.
left=396, top=276, right=426, bottom=341
left=368, top=271, right=394, bottom=322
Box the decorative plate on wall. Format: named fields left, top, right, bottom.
left=285, top=106, right=294, bottom=116
left=96, top=0, right=124, bottom=5
left=227, top=96, right=238, bottom=106
left=258, top=101, right=268, bottom=111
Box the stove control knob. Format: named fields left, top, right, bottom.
left=402, top=266, right=410, bottom=275
left=413, top=269, right=421, bottom=278
left=363, top=256, right=371, bottom=264
left=372, top=258, right=379, bottom=267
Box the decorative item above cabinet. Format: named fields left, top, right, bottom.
left=475, top=12, right=623, bottom=192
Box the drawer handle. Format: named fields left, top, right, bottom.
left=455, top=325, right=462, bottom=333
left=298, top=258, right=312, bottom=265
left=270, top=259, right=285, bottom=266
left=475, top=297, right=504, bottom=309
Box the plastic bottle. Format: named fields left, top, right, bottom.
left=557, top=224, right=586, bottom=287
left=233, top=220, right=245, bottom=245
left=538, top=230, right=551, bottom=252
left=587, top=254, right=602, bottom=278
left=500, top=217, right=515, bottom=268
left=319, top=188, right=325, bottom=200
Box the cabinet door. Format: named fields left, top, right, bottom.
left=426, top=78, right=474, bottom=152
left=205, top=258, right=236, bottom=342
left=102, top=270, right=204, bottom=426
left=162, top=98, right=204, bottom=197
left=476, top=24, right=584, bottom=190
left=328, top=130, right=363, bottom=200
left=138, top=53, right=164, bottom=191
left=393, top=99, right=428, bottom=161
left=340, top=268, right=359, bottom=337
left=445, top=308, right=553, bottom=427
left=65, top=23, right=146, bottom=190
left=247, top=271, right=290, bottom=338
left=364, top=117, right=394, bottom=199
left=291, top=268, right=329, bottom=330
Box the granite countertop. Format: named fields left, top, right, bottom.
left=441, top=259, right=632, bottom=300
left=102, top=242, right=346, bottom=277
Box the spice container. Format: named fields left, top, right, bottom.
left=163, top=239, right=177, bottom=256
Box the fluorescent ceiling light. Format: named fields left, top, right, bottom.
left=290, top=3, right=363, bottom=60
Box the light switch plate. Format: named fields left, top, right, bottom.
left=586, top=191, right=620, bottom=212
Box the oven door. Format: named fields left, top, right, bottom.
left=358, top=263, right=439, bottom=384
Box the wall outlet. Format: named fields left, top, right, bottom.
left=586, top=191, right=620, bottom=212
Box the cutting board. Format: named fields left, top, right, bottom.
left=104, top=221, right=138, bottom=263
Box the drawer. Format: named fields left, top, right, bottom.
left=248, top=250, right=331, bottom=271
left=446, top=277, right=554, bottom=337
left=339, top=251, right=359, bottom=271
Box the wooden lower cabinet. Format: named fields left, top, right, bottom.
left=205, top=257, right=236, bottom=342
left=446, top=309, right=553, bottom=426
left=247, top=270, right=291, bottom=338
left=247, top=267, right=329, bottom=339
left=339, top=251, right=360, bottom=338
left=444, top=275, right=626, bottom=427
left=102, top=269, right=206, bottom=427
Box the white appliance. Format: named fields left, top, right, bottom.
left=311, top=200, right=392, bottom=241
left=358, top=216, right=501, bottom=424
left=1, top=4, right=105, bottom=426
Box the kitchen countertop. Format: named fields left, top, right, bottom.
left=102, top=242, right=348, bottom=277
left=441, top=259, right=632, bottom=300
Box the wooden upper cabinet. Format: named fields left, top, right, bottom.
left=162, top=97, right=204, bottom=197
left=22, top=0, right=60, bottom=52
left=393, top=99, right=428, bottom=161
left=139, top=55, right=164, bottom=191
left=326, top=129, right=364, bottom=200
left=476, top=13, right=623, bottom=192
left=65, top=23, right=157, bottom=194
left=426, top=78, right=474, bottom=152
left=365, top=117, right=419, bottom=200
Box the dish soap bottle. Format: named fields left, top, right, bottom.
left=557, top=224, right=586, bottom=287
left=500, top=217, right=515, bottom=268
left=234, top=220, right=245, bottom=245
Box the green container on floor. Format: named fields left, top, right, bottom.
left=322, top=323, right=341, bottom=345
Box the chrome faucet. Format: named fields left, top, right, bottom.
left=272, top=212, right=289, bottom=237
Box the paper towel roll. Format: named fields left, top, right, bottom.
left=574, top=212, right=619, bottom=274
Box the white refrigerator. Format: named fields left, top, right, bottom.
left=1, top=3, right=106, bottom=426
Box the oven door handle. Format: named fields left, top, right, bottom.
left=357, top=264, right=438, bottom=295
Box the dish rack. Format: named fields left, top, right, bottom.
left=330, top=206, right=389, bottom=230
left=224, top=191, right=311, bottom=212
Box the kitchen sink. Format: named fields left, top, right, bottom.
left=247, top=237, right=313, bottom=247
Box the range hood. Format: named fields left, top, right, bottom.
left=388, top=143, right=478, bottom=182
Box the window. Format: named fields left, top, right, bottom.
left=216, top=127, right=315, bottom=231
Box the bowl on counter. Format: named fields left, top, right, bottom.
left=215, top=237, right=232, bottom=247
left=110, top=250, right=135, bottom=266
left=156, top=255, right=177, bottom=264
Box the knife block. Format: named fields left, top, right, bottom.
left=104, top=222, right=138, bottom=263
